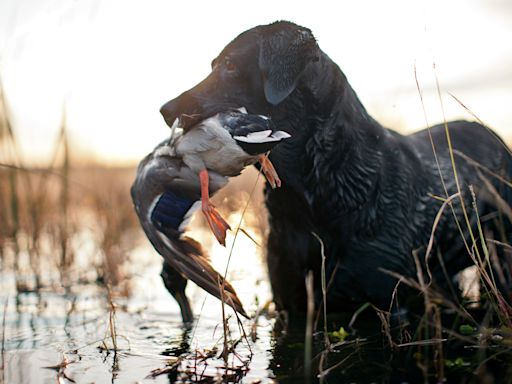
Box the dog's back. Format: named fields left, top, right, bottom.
left=405, top=121, right=512, bottom=279
left=408, top=121, right=510, bottom=177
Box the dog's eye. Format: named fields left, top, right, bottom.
left=224, top=58, right=236, bottom=72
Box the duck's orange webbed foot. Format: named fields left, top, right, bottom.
left=199, top=169, right=231, bottom=246
left=259, top=154, right=281, bottom=189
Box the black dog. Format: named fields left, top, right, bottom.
left=160, top=21, right=512, bottom=316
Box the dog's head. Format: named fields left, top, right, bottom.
left=160, top=21, right=320, bottom=130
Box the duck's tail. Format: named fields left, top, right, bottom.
left=149, top=226, right=248, bottom=319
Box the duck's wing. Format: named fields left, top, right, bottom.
left=131, top=153, right=248, bottom=318
left=219, top=111, right=291, bottom=155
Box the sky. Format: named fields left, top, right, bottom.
left=0, top=0, right=511, bottom=165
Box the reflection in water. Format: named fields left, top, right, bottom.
left=3, top=250, right=512, bottom=383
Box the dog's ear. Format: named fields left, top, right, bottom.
left=259, top=28, right=318, bottom=105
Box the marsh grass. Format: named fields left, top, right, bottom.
left=366, top=65, right=512, bottom=382
left=388, top=67, right=510, bottom=379
left=0, top=77, right=140, bottom=296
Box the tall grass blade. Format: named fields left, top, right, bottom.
left=311, top=232, right=329, bottom=348
left=58, top=107, right=71, bottom=282
left=1, top=298, right=7, bottom=384
left=106, top=285, right=118, bottom=352
left=304, top=271, right=314, bottom=382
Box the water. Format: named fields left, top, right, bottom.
left=1, top=290, right=273, bottom=383
left=1, top=221, right=279, bottom=384
left=2, top=217, right=512, bottom=383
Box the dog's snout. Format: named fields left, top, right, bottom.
left=160, top=99, right=181, bottom=128
left=160, top=91, right=206, bottom=130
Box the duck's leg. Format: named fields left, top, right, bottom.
left=199, top=169, right=231, bottom=246
left=259, top=154, right=281, bottom=189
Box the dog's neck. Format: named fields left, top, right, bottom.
left=299, top=55, right=388, bottom=221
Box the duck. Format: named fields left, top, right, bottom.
left=131, top=110, right=289, bottom=322
left=131, top=140, right=247, bottom=322
left=169, top=107, right=290, bottom=245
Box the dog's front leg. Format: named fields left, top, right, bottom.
left=265, top=186, right=321, bottom=319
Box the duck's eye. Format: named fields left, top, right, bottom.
left=225, top=58, right=236, bottom=72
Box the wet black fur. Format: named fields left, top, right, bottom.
left=160, top=21, right=512, bottom=316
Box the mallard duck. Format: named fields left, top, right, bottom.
left=169, top=108, right=290, bottom=245
left=131, top=140, right=247, bottom=322
left=131, top=111, right=289, bottom=321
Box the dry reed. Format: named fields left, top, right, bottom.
left=304, top=271, right=315, bottom=381
left=1, top=298, right=7, bottom=384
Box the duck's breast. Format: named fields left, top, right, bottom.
left=177, top=120, right=258, bottom=176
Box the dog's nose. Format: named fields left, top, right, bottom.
left=160, top=98, right=181, bottom=128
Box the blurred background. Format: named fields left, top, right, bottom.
left=0, top=0, right=511, bottom=165
left=0, top=1, right=511, bottom=382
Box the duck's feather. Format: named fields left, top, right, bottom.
left=234, top=129, right=291, bottom=143
left=234, top=130, right=273, bottom=142
left=151, top=191, right=196, bottom=231
left=219, top=110, right=291, bottom=155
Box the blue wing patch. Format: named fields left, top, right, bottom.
left=151, top=190, right=196, bottom=230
